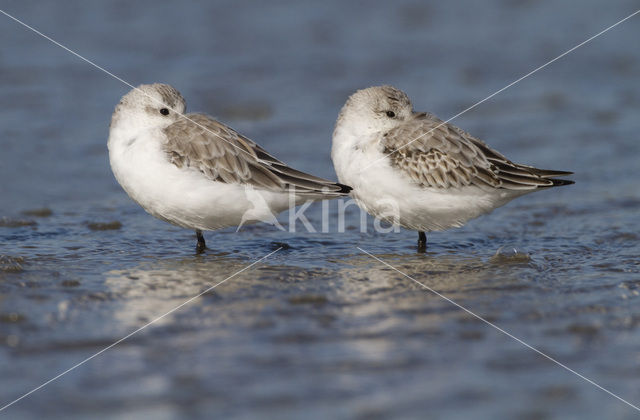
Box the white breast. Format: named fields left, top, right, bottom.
left=108, top=128, right=293, bottom=231
left=331, top=129, right=525, bottom=232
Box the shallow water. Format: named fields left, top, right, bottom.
left=1, top=1, right=640, bottom=419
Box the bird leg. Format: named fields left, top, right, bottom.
left=417, top=231, right=427, bottom=252
left=195, top=230, right=206, bottom=254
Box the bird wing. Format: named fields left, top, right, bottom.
left=380, top=113, right=573, bottom=190
left=163, top=113, right=349, bottom=195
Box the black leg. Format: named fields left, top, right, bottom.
left=196, top=230, right=206, bottom=254
left=417, top=231, right=427, bottom=252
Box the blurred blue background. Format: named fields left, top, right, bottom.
left=1, top=1, right=639, bottom=419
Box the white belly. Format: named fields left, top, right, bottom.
left=108, top=131, right=293, bottom=231
left=331, top=133, right=527, bottom=232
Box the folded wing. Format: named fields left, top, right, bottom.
left=381, top=113, right=573, bottom=190
left=163, top=113, right=350, bottom=196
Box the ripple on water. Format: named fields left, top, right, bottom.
left=21, top=208, right=53, bottom=217
left=0, top=255, right=25, bottom=273
left=0, top=312, right=26, bottom=323
left=86, top=221, right=122, bottom=231
left=0, top=217, right=37, bottom=228
left=489, top=246, right=531, bottom=265
left=287, top=294, right=329, bottom=306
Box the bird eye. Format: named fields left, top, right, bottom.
left=160, top=108, right=170, bottom=116
left=386, top=111, right=396, bottom=118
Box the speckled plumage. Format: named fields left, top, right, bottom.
left=331, top=85, right=573, bottom=235
left=163, top=113, right=347, bottom=195
left=108, top=83, right=350, bottom=244
left=382, top=111, right=571, bottom=190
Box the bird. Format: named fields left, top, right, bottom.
left=331, top=85, right=573, bottom=251
left=108, top=83, right=351, bottom=252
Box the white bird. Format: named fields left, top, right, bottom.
left=108, top=83, right=350, bottom=252
left=332, top=85, right=573, bottom=251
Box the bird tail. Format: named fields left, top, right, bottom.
left=335, top=183, right=353, bottom=194
left=548, top=177, right=575, bottom=187
left=510, top=164, right=574, bottom=187
left=516, top=165, right=574, bottom=179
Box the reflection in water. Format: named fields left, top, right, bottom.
left=103, top=253, right=281, bottom=329
left=1, top=236, right=638, bottom=418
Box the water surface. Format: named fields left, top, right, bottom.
left=1, top=1, right=639, bottom=419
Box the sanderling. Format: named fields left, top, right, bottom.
left=332, top=85, right=573, bottom=251
left=108, top=83, right=350, bottom=252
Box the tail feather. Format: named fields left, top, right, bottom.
left=549, top=178, right=575, bottom=187
left=515, top=164, right=574, bottom=178
left=336, top=182, right=352, bottom=194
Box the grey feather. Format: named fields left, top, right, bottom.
left=382, top=112, right=573, bottom=190
left=163, top=113, right=349, bottom=196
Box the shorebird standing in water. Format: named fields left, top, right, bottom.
left=332, top=85, right=573, bottom=251
left=108, top=83, right=350, bottom=252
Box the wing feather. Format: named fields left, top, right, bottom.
left=163, top=113, right=349, bottom=195
left=381, top=113, right=573, bottom=190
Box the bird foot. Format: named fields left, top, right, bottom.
left=196, top=230, right=206, bottom=254
left=417, top=231, right=427, bottom=253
